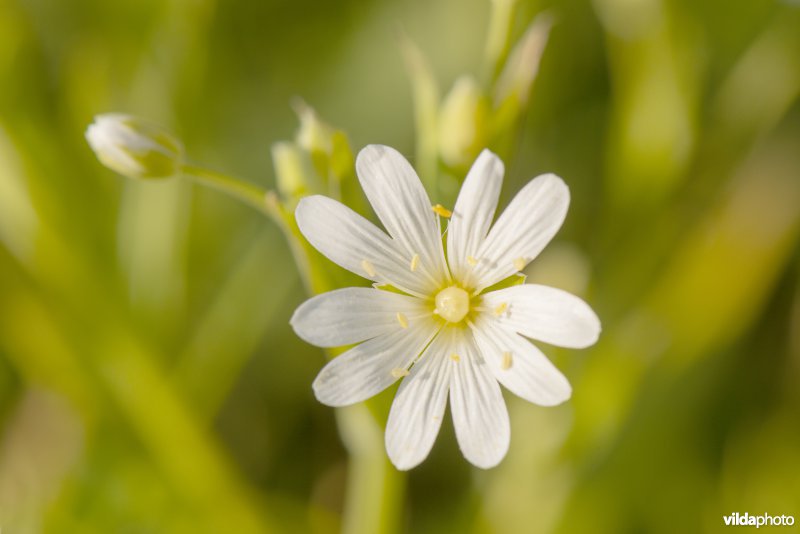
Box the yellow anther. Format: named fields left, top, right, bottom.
left=513, top=257, right=526, bottom=271
left=409, top=254, right=420, bottom=272
left=391, top=367, right=410, bottom=378
left=493, top=302, right=508, bottom=316
left=450, top=353, right=461, bottom=362
left=361, top=259, right=377, bottom=277
left=501, top=351, right=513, bottom=370
left=466, top=256, right=478, bottom=266
left=396, top=312, right=409, bottom=329
left=431, top=204, right=452, bottom=218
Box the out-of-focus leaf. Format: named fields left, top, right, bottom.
left=400, top=34, right=440, bottom=194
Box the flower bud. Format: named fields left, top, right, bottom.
left=293, top=100, right=355, bottom=182
left=272, top=141, right=317, bottom=204
left=290, top=100, right=357, bottom=199
left=438, top=76, right=489, bottom=169
left=295, top=103, right=334, bottom=157
left=85, top=113, right=183, bottom=179
left=493, top=13, right=552, bottom=109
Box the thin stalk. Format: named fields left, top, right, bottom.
left=181, top=164, right=277, bottom=218
left=336, top=404, right=406, bottom=534
left=183, top=162, right=406, bottom=533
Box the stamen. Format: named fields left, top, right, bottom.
left=409, top=254, right=420, bottom=272
left=431, top=204, right=452, bottom=218
left=391, top=367, right=410, bottom=378
left=361, top=259, right=377, bottom=277
left=501, top=351, right=513, bottom=370
left=513, top=257, right=526, bottom=271
left=493, top=302, right=508, bottom=316
left=467, top=256, right=478, bottom=266
left=396, top=312, right=409, bottom=329
left=450, top=353, right=461, bottom=362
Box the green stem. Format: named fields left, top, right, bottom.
left=336, top=404, right=406, bottom=534
left=182, top=162, right=406, bottom=533
left=181, top=164, right=331, bottom=293
left=181, top=164, right=277, bottom=218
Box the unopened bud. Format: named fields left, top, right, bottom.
left=438, top=76, right=489, bottom=169
left=272, top=141, right=317, bottom=205
left=294, top=100, right=334, bottom=156
left=493, top=13, right=552, bottom=108
left=85, top=113, right=183, bottom=179
left=292, top=99, right=356, bottom=183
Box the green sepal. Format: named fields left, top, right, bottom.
left=481, top=272, right=527, bottom=294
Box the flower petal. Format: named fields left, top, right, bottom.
left=481, top=284, right=600, bottom=348
left=291, top=287, right=429, bottom=348
left=385, top=329, right=453, bottom=470
left=446, top=149, right=504, bottom=283
left=468, top=174, right=569, bottom=291
left=312, top=319, right=440, bottom=407
left=472, top=317, right=571, bottom=406
left=356, top=145, right=449, bottom=288
left=449, top=331, right=510, bottom=469
left=296, top=195, right=436, bottom=296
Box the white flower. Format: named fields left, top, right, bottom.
left=291, top=145, right=600, bottom=470
left=85, top=113, right=183, bottom=179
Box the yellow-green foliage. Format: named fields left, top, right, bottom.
left=0, top=0, right=798, bottom=533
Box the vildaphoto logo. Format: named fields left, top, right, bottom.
left=723, top=512, right=795, bottom=528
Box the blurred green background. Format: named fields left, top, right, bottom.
left=1, top=0, right=799, bottom=532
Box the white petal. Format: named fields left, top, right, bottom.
left=449, top=332, right=510, bottom=469
left=296, top=195, right=436, bottom=296
left=468, top=174, right=569, bottom=291
left=312, top=319, right=440, bottom=407
left=291, top=287, right=429, bottom=347
left=385, top=330, right=453, bottom=470
left=446, top=149, right=504, bottom=282
left=481, top=284, right=600, bottom=348
left=472, top=317, right=571, bottom=406
left=356, top=145, right=449, bottom=288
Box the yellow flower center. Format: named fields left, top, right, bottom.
left=435, top=286, right=470, bottom=323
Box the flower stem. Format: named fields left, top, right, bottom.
left=180, top=164, right=332, bottom=293
left=336, top=404, right=406, bottom=534
left=181, top=164, right=278, bottom=218
left=182, top=162, right=406, bottom=533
